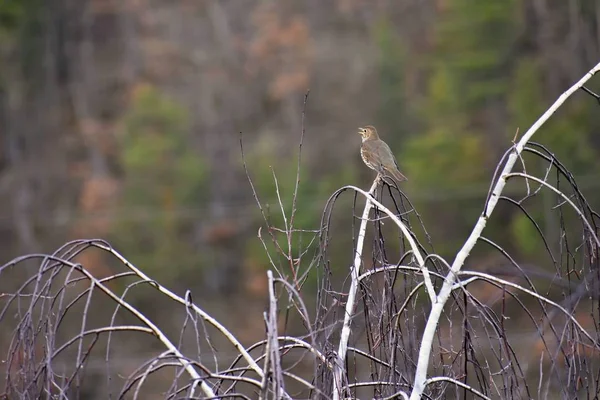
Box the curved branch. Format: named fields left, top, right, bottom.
left=91, top=242, right=265, bottom=380
left=455, top=271, right=596, bottom=344
left=333, top=179, right=378, bottom=400
left=424, top=376, right=491, bottom=400
left=409, top=60, right=600, bottom=400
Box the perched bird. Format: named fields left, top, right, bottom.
left=358, top=125, right=407, bottom=183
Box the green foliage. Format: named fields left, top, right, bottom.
left=113, top=84, right=209, bottom=281
left=0, top=0, right=42, bottom=86
left=373, top=17, right=410, bottom=139
left=509, top=57, right=600, bottom=176
left=510, top=212, right=540, bottom=256
left=392, top=1, right=521, bottom=255
left=508, top=58, right=545, bottom=133
left=403, top=128, right=486, bottom=188
left=120, top=85, right=207, bottom=204
left=541, top=101, right=599, bottom=171
left=426, top=66, right=461, bottom=118
left=0, top=0, right=24, bottom=34
left=434, top=0, right=519, bottom=107
left=406, top=0, right=520, bottom=185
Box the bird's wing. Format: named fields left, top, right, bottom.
left=375, top=140, right=396, bottom=165
left=376, top=141, right=408, bottom=181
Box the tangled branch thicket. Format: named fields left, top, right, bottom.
left=2, top=62, right=600, bottom=400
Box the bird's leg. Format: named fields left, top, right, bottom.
left=374, top=174, right=383, bottom=188
left=372, top=174, right=383, bottom=225
left=372, top=174, right=381, bottom=202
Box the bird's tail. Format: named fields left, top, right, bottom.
left=388, top=168, right=408, bottom=182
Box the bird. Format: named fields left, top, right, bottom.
left=358, top=125, right=407, bottom=183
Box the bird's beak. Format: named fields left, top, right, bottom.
left=357, top=128, right=364, bottom=135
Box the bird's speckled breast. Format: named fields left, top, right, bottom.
left=360, top=145, right=376, bottom=171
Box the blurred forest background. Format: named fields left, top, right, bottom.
left=1, top=0, right=600, bottom=373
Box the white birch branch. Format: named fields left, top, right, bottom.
left=332, top=179, right=377, bottom=400
left=333, top=178, right=437, bottom=399
left=408, top=60, right=600, bottom=400
left=268, top=270, right=284, bottom=398
left=341, top=185, right=436, bottom=301
left=94, top=243, right=266, bottom=379
left=52, top=257, right=215, bottom=398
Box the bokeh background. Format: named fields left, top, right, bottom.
left=1, top=0, right=600, bottom=396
